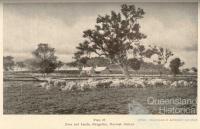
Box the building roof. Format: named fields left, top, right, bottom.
left=58, top=64, right=79, bottom=71
left=95, top=67, right=107, bottom=72
left=82, top=67, right=93, bottom=71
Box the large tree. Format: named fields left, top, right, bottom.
left=153, top=47, right=173, bottom=65
left=74, top=4, right=148, bottom=78
left=145, top=45, right=173, bottom=75
left=169, top=58, right=184, bottom=76
left=32, top=43, right=59, bottom=76
left=3, top=56, right=15, bottom=71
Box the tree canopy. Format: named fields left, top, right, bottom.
left=74, top=4, right=149, bottom=77
left=67, top=57, right=110, bottom=68
left=128, top=58, right=141, bottom=71
left=32, top=43, right=60, bottom=75
left=169, top=58, right=184, bottom=76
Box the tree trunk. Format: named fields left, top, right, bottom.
left=120, top=64, right=130, bottom=79
left=159, top=64, right=163, bottom=77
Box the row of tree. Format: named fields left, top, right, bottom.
left=72, top=4, right=190, bottom=77
left=3, top=56, right=26, bottom=71
left=3, top=43, right=197, bottom=77
left=4, top=44, right=64, bottom=76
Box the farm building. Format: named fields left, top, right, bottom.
left=80, top=67, right=95, bottom=76
left=56, top=64, right=79, bottom=71
left=94, top=67, right=107, bottom=74
left=55, top=64, right=80, bottom=74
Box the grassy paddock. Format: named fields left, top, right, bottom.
left=3, top=80, right=197, bottom=114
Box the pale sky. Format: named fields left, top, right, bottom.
left=3, top=2, right=198, bottom=68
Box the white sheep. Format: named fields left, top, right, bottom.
left=162, top=80, right=172, bottom=87
left=162, top=80, right=169, bottom=85
left=148, top=79, right=164, bottom=86
left=96, top=79, right=112, bottom=88
left=189, top=81, right=197, bottom=87
left=39, top=82, right=47, bottom=88
left=89, top=81, right=99, bottom=88
left=60, top=81, right=75, bottom=91
left=177, top=80, right=184, bottom=87
left=77, top=81, right=91, bottom=91
left=45, top=84, right=51, bottom=90
left=110, top=79, right=123, bottom=88
left=176, top=80, right=189, bottom=87
left=52, top=79, right=66, bottom=87
left=39, top=82, right=51, bottom=90
left=53, top=80, right=60, bottom=87
left=133, top=79, right=146, bottom=88
left=123, top=79, right=135, bottom=87
left=170, top=81, right=178, bottom=88
left=183, top=81, right=189, bottom=87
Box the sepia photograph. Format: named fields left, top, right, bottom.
left=3, top=2, right=198, bottom=115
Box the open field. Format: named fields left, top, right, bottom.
left=4, top=80, right=197, bottom=114
left=3, top=72, right=197, bottom=114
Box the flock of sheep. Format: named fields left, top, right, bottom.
left=38, top=77, right=197, bottom=91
